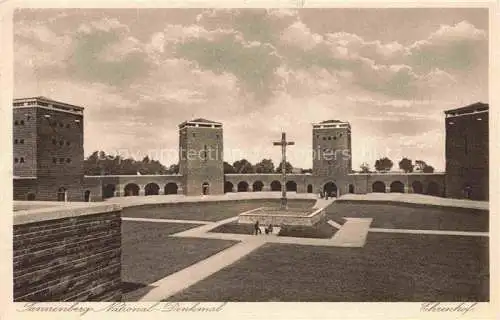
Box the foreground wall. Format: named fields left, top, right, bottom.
left=13, top=203, right=122, bottom=301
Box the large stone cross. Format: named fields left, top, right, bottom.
left=273, top=132, right=295, bottom=209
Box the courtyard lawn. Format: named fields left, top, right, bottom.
left=122, top=199, right=315, bottom=221
left=167, top=233, right=488, bottom=302
left=327, top=201, right=488, bottom=232
left=209, top=222, right=255, bottom=235
left=121, top=221, right=238, bottom=298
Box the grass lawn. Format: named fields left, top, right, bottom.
left=122, top=199, right=315, bottom=221
left=167, top=233, right=488, bottom=302
left=121, top=221, right=238, bottom=286
left=328, top=201, right=488, bottom=232
left=209, top=222, right=255, bottom=235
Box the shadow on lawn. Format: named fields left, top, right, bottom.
left=121, top=282, right=156, bottom=301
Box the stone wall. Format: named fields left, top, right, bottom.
left=13, top=178, right=38, bottom=201
left=13, top=204, right=122, bottom=301
left=238, top=207, right=325, bottom=226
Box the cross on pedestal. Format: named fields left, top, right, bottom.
left=273, top=132, right=295, bottom=209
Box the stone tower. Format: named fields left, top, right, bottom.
left=13, top=97, right=86, bottom=201
left=444, top=102, right=488, bottom=200
left=178, top=118, right=224, bottom=196
left=312, top=120, right=352, bottom=177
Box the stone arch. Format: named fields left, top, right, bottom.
left=270, top=180, right=281, bottom=191
left=348, top=184, right=355, bottom=193
left=372, top=181, right=386, bottom=193
left=237, top=181, right=249, bottom=192
left=84, top=190, right=91, bottom=202
left=202, top=182, right=210, bottom=195
left=102, top=184, right=116, bottom=199
left=427, top=181, right=440, bottom=196
left=124, top=183, right=140, bottom=196
left=412, top=181, right=424, bottom=194
left=145, top=183, right=160, bottom=196
left=165, top=182, right=178, bottom=195
left=307, top=184, right=313, bottom=193
left=57, top=187, right=67, bottom=201
left=323, top=182, right=338, bottom=197
left=390, top=181, right=404, bottom=193
left=26, top=193, right=35, bottom=201
left=462, top=183, right=472, bottom=199
left=252, top=181, right=264, bottom=192
left=224, top=181, right=234, bottom=193
left=286, top=181, right=297, bottom=192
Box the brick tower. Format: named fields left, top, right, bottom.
left=178, top=118, right=224, bottom=196
left=444, top=102, right=488, bottom=200
left=312, top=120, right=352, bottom=177
left=13, top=97, right=86, bottom=201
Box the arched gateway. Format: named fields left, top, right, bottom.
left=323, top=182, right=338, bottom=197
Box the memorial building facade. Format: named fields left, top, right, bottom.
left=12, top=98, right=488, bottom=202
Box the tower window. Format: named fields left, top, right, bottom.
left=14, top=139, right=18, bottom=144
left=20, top=157, right=25, bottom=163
left=333, top=136, right=337, bottom=140
left=59, top=158, right=64, bottom=163
left=20, top=120, right=25, bottom=125
left=202, top=145, right=208, bottom=160
left=20, top=139, right=25, bottom=144
left=14, top=158, right=19, bottom=163
left=66, top=158, right=71, bottom=163
left=26, top=116, right=31, bottom=121
left=66, top=123, right=70, bottom=128
left=328, top=137, right=331, bottom=140
left=322, top=137, right=326, bottom=140
left=53, top=157, right=57, bottom=164
left=59, top=140, right=64, bottom=146
left=192, top=133, right=196, bottom=137
left=59, top=122, right=64, bottom=128
left=52, top=139, right=57, bottom=145
left=14, top=120, right=18, bottom=125
left=66, top=141, right=70, bottom=146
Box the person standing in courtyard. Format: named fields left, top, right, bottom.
left=254, top=220, right=262, bottom=235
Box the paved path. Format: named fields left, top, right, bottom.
left=107, top=192, right=317, bottom=208
left=171, top=216, right=240, bottom=237
left=327, top=219, right=342, bottom=229
left=330, top=217, right=373, bottom=247
left=137, top=238, right=266, bottom=301
left=313, top=198, right=336, bottom=209
left=369, top=227, right=488, bottom=237
left=338, top=193, right=488, bottom=210
left=122, top=217, right=210, bottom=224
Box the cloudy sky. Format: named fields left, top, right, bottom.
left=14, top=8, right=488, bottom=171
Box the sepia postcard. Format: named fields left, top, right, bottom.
left=0, top=1, right=498, bottom=319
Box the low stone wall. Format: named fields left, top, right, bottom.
left=238, top=207, right=325, bottom=226
left=13, top=203, right=123, bottom=301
